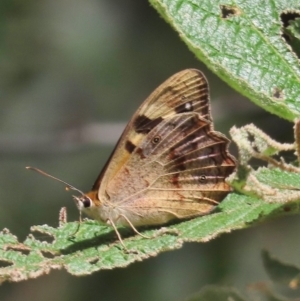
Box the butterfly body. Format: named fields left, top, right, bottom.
left=74, top=69, right=236, bottom=232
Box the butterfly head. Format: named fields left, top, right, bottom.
left=73, top=190, right=99, bottom=211
left=73, top=195, right=92, bottom=210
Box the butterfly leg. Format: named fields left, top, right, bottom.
left=107, top=218, right=129, bottom=251
left=68, top=211, right=83, bottom=238
left=119, top=214, right=150, bottom=239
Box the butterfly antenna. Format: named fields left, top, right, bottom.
left=26, top=166, right=85, bottom=196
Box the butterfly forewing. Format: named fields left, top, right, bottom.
left=134, top=69, right=212, bottom=124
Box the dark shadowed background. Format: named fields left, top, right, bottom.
left=0, top=1, right=299, bottom=301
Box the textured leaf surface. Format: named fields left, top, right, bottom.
left=150, top=0, right=300, bottom=120
left=1, top=165, right=300, bottom=284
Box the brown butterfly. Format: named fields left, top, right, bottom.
left=28, top=69, right=236, bottom=248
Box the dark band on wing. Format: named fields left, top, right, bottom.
left=125, top=140, right=136, bottom=154
left=134, top=115, right=163, bottom=134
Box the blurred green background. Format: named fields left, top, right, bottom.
left=0, top=1, right=299, bottom=300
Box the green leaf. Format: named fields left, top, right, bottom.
left=228, top=123, right=300, bottom=203
left=150, top=0, right=300, bottom=120
left=0, top=182, right=299, bottom=284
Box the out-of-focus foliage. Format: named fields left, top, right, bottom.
left=1, top=1, right=300, bottom=301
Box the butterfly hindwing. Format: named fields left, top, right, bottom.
left=102, top=111, right=235, bottom=225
